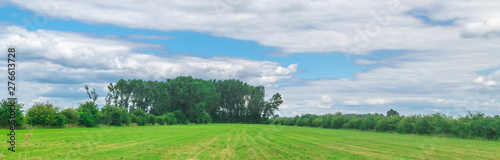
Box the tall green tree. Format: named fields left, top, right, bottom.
left=387, top=109, right=399, bottom=117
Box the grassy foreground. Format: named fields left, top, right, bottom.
left=1, top=124, right=499, bottom=159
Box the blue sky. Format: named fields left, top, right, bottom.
left=1, top=0, right=500, bottom=116
left=0, top=6, right=366, bottom=80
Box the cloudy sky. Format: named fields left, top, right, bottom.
left=1, top=0, right=499, bottom=116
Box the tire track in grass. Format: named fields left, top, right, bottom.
left=268, top=127, right=379, bottom=159
left=258, top=125, right=330, bottom=159
left=241, top=128, right=261, bottom=159
left=241, top=127, right=269, bottom=159
left=294, top=132, right=398, bottom=157
left=232, top=126, right=247, bottom=159
left=278, top=127, right=468, bottom=159
left=184, top=127, right=236, bottom=159
left=290, top=129, right=422, bottom=159
left=294, top=130, right=466, bottom=159
left=220, top=129, right=236, bottom=160
left=246, top=126, right=311, bottom=159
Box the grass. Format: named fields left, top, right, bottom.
left=1, top=124, right=499, bottom=159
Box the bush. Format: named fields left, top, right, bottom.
left=148, top=114, right=157, bottom=125
left=198, top=113, right=212, bottom=124
left=27, top=102, right=59, bottom=127
left=414, top=116, right=431, bottom=135
left=173, top=110, right=188, bottom=124
left=0, top=100, right=24, bottom=128
left=130, top=109, right=148, bottom=126
left=343, top=117, right=361, bottom=129
left=156, top=115, right=166, bottom=125
left=60, top=108, right=80, bottom=125
left=165, top=112, right=178, bottom=125
left=311, top=117, right=323, bottom=127
left=54, top=113, right=68, bottom=127
left=330, top=113, right=345, bottom=129
left=397, top=116, right=416, bottom=134
left=101, top=105, right=128, bottom=126
left=361, top=115, right=377, bottom=130
left=77, top=101, right=99, bottom=127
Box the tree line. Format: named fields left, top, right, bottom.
left=271, top=109, right=500, bottom=140
left=105, top=76, right=283, bottom=123
left=0, top=76, right=283, bottom=128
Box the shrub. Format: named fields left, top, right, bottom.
left=0, top=100, right=24, bottom=128
left=311, top=117, right=323, bottom=127
left=60, top=108, right=80, bottom=125
left=164, top=112, right=178, bottom=125
left=343, top=117, right=361, bottom=129
left=130, top=109, right=148, bottom=126
left=173, top=110, right=188, bottom=124
left=397, top=116, right=416, bottom=134
left=198, top=113, right=212, bottom=124
left=375, top=117, right=390, bottom=132
left=77, top=101, right=99, bottom=127
left=148, top=114, right=157, bottom=125
left=330, top=113, right=345, bottom=129
left=101, top=105, right=128, bottom=126
left=414, top=116, right=431, bottom=135
left=27, top=102, right=59, bottom=127
left=156, top=115, right=166, bottom=125
left=54, top=113, right=68, bottom=127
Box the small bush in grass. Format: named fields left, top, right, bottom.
left=60, top=108, right=80, bottom=125
left=77, top=101, right=99, bottom=127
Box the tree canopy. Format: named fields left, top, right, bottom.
left=105, top=76, right=283, bottom=123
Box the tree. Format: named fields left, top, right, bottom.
left=165, top=76, right=220, bottom=123
left=343, top=117, right=361, bottom=129
left=361, top=114, right=377, bottom=130
left=397, top=116, right=416, bottom=134
left=77, top=101, right=99, bottom=127
left=414, top=115, right=431, bottom=135
left=311, top=117, right=323, bottom=127
left=263, top=93, right=283, bottom=120
left=330, top=112, right=345, bottom=129
left=387, top=109, right=399, bottom=117
left=84, top=84, right=99, bottom=103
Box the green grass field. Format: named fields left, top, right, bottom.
left=1, top=124, right=499, bottom=159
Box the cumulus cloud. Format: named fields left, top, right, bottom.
left=0, top=26, right=296, bottom=108
left=5, top=0, right=500, bottom=116
left=0, top=0, right=475, bottom=55
left=10, top=0, right=500, bottom=55
left=461, top=19, right=500, bottom=38
left=267, top=49, right=500, bottom=116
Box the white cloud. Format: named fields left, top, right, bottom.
left=366, top=98, right=393, bottom=105
left=321, top=95, right=333, bottom=103
left=0, top=26, right=296, bottom=85
left=343, top=100, right=360, bottom=105
left=484, top=81, right=496, bottom=86
left=0, top=26, right=296, bottom=108
left=11, top=0, right=500, bottom=55
left=5, top=0, right=500, bottom=116
left=474, top=77, right=484, bottom=84
left=461, top=19, right=500, bottom=38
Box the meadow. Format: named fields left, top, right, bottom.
left=1, top=124, right=499, bottom=159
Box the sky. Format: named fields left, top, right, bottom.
left=1, top=0, right=500, bottom=117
